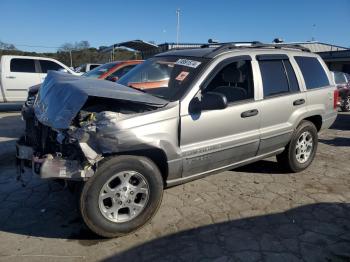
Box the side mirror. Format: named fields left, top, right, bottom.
left=201, top=92, right=228, bottom=110
left=106, top=76, right=119, bottom=82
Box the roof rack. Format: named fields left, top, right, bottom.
left=201, top=41, right=262, bottom=49
left=253, top=43, right=311, bottom=52
left=203, top=42, right=310, bottom=57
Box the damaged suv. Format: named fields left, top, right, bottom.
left=17, top=43, right=337, bottom=237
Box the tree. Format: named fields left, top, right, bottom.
left=59, top=41, right=90, bottom=52
left=0, top=40, right=16, bottom=50
left=76, top=40, right=90, bottom=50
left=58, top=42, right=74, bottom=52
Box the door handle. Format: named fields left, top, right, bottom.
left=241, top=109, right=259, bottom=118
left=6, top=76, right=16, bottom=79
left=293, top=99, right=305, bottom=106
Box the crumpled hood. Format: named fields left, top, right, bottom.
left=34, top=71, right=167, bottom=129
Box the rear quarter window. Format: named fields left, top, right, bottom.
left=294, top=56, right=329, bottom=89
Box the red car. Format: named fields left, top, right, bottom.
left=83, top=60, right=143, bottom=82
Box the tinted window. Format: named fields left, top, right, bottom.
left=89, top=64, right=100, bottom=70
left=10, top=58, right=36, bottom=73
left=110, top=65, right=136, bottom=78
left=259, top=60, right=289, bottom=97
left=83, top=62, right=119, bottom=78
left=284, top=60, right=300, bottom=93
left=295, top=56, right=329, bottom=89
left=39, top=60, right=64, bottom=73
left=205, top=60, right=254, bottom=103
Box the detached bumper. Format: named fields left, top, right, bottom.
left=16, top=140, right=93, bottom=181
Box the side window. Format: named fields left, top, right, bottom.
left=259, top=60, right=289, bottom=97
left=10, top=58, right=36, bottom=73
left=294, top=56, right=329, bottom=89
left=39, top=60, right=64, bottom=73
left=205, top=60, right=254, bottom=104
left=89, top=64, right=100, bottom=70
left=333, top=72, right=347, bottom=84
left=284, top=60, right=300, bottom=93
left=110, top=65, right=135, bottom=78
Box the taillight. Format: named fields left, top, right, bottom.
left=334, top=89, right=339, bottom=109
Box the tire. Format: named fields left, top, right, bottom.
left=276, top=120, right=318, bottom=173
left=80, top=155, right=164, bottom=238
left=341, top=96, right=350, bottom=112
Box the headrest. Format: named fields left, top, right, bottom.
left=221, top=67, right=244, bottom=83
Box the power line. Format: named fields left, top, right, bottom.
left=13, top=44, right=61, bottom=49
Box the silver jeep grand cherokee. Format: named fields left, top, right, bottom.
left=17, top=43, right=338, bottom=237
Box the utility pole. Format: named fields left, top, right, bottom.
left=69, top=50, right=73, bottom=68
left=311, top=24, right=316, bottom=41
left=176, top=8, right=180, bottom=47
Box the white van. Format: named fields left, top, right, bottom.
left=0, top=55, right=78, bottom=103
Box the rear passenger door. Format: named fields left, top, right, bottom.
left=3, top=58, right=41, bottom=102
left=256, top=54, right=307, bottom=155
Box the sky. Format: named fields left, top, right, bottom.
left=0, top=0, right=349, bottom=52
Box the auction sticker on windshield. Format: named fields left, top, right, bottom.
left=175, top=71, right=189, bottom=81
left=175, top=59, right=201, bottom=68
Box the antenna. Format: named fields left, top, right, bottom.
left=176, top=8, right=180, bottom=46
left=311, top=24, right=316, bottom=41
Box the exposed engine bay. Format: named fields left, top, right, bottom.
left=16, top=71, right=167, bottom=180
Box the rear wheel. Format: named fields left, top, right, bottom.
left=80, top=155, right=163, bottom=238
left=276, top=120, right=318, bottom=172
left=341, top=96, right=350, bottom=112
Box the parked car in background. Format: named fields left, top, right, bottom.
left=330, top=71, right=350, bottom=111
left=17, top=43, right=337, bottom=238
left=83, top=60, right=143, bottom=82
left=75, top=63, right=101, bottom=73
left=0, top=55, right=78, bottom=103
left=21, top=60, right=143, bottom=119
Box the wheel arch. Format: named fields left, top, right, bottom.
left=302, top=115, right=322, bottom=132
left=102, top=147, right=169, bottom=184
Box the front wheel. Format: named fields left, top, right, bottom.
left=341, top=96, right=350, bottom=112
left=277, top=120, right=318, bottom=173
left=80, top=155, right=164, bottom=238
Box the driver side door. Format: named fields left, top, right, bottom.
left=180, top=56, right=261, bottom=177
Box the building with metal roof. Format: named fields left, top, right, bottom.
left=106, top=40, right=350, bottom=73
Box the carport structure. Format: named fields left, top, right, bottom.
left=105, top=40, right=350, bottom=73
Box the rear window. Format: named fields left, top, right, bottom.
left=83, top=62, right=118, bottom=78
left=295, top=56, right=329, bottom=89
left=10, top=58, right=36, bottom=73
left=333, top=72, right=347, bottom=84
left=39, top=60, right=64, bottom=73
left=259, top=60, right=290, bottom=97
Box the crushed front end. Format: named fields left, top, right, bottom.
left=16, top=71, right=166, bottom=181
left=17, top=112, right=97, bottom=180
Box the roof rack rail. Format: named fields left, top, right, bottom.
left=252, top=43, right=311, bottom=52
left=203, top=42, right=310, bottom=57
left=201, top=41, right=262, bottom=49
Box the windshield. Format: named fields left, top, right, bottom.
left=118, top=56, right=209, bottom=101
left=83, top=62, right=118, bottom=78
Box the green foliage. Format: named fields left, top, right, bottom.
left=0, top=40, right=142, bottom=67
